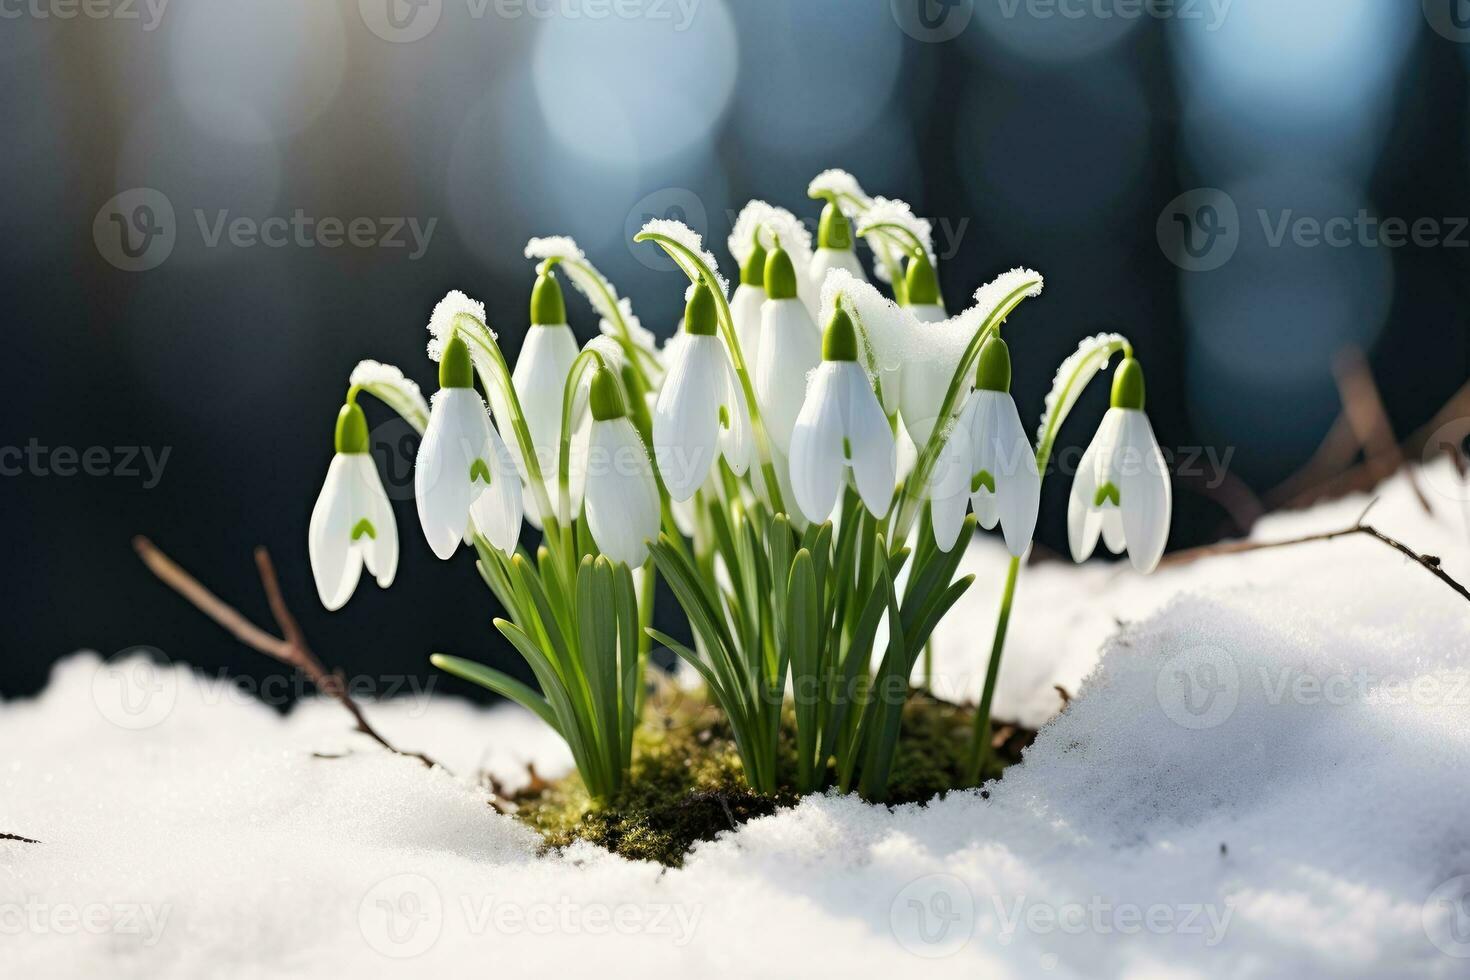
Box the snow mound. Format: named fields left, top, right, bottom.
left=5, top=464, right=1470, bottom=977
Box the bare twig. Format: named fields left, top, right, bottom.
left=1159, top=503, right=1470, bottom=605
left=133, top=536, right=440, bottom=770
left=1, top=833, right=41, bottom=844
left=1332, top=347, right=1431, bottom=514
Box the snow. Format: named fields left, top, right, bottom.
left=5, top=464, right=1469, bottom=977
left=425, top=290, right=489, bottom=362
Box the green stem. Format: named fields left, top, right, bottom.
left=539, top=255, right=661, bottom=387
left=964, top=336, right=1132, bottom=783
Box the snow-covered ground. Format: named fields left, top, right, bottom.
left=4, top=463, right=1470, bottom=978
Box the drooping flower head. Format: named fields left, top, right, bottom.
left=416, top=333, right=523, bottom=558
left=755, top=244, right=822, bottom=455
left=1068, top=357, right=1172, bottom=573
left=308, top=400, right=398, bottom=611
left=789, top=306, right=897, bottom=523
left=585, top=365, right=661, bottom=567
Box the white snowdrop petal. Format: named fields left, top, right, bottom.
left=928, top=425, right=971, bottom=555
left=469, top=422, right=525, bottom=555
left=809, top=247, right=867, bottom=294
left=512, top=323, right=579, bottom=475
left=992, top=394, right=1041, bottom=558
left=348, top=455, right=398, bottom=589
left=1068, top=437, right=1102, bottom=564
left=718, top=358, right=753, bottom=477
left=309, top=455, right=364, bottom=611
left=1102, top=509, right=1127, bottom=555
left=840, top=363, right=897, bottom=518
left=585, top=418, right=661, bottom=567
left=729, top=284, right=764, bottom=366
left=755, top=299, right=822, bottom=455
left=415, top=388, right=487, bottom=560
left=974, top=490, right=1000, bottom=531
left=789, top=364, right=847, bottom=523
left=654, top=336, right=724, bottom=501
left=1118, top=410, right=1172, bottom=574
left=966, top=390, right=1001, bottom=518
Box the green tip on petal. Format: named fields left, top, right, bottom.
left=588, top=366, right=627, bottom=421
left=817, top=201, right=853, bottom=251
left=1111, top=357, right=1146, bottom=410
left=764, top=246, right=798, bottom=300
left=975, top=336, right=1012, bottom=393
left=334, top=401, right=370, bottom=454
left=740, top=238, right=768, bottom=287
left=902, top=252, right=941, bottom=307
left=684, top=280, right=718, bottom=336
left=439, top=334, right=474, bottom=389
left=823, top=307, right=860, bottom=362
left=530, top=271, right=566, bottom=326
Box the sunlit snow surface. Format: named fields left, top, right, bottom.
left=5, top=463, right=1470, bottom=977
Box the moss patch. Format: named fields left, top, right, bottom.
left=506, top=684, right=1035, bottom=867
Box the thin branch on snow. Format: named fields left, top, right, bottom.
left=1159, top=501, right=1470, bottom=605
left=132, top=536, right=441, bottom=771
left=1, top=833, right=41, bottom=844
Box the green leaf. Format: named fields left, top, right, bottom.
left=430, top=654, right=557, bottom=732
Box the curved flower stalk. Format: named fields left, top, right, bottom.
left=308, top=400, right=398, bottom=611
left=964, top=332, right=1159, bottom=783
left=653, top=282, right=752, bottom=500
left=634, top=218, right=788, bottom=516
left=525, top=236, right=661, bottom=386
left=347, top=360, right=430, bottom=433
left=855, top=197, right=936, bottom=304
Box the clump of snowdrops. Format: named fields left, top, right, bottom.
left=307, top=170, right=1172, bottom=803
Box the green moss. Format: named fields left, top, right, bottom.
left=510, top=683, right=1035, bottom=867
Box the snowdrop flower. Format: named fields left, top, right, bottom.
left=808, top=201, right=867, bottom=292
left=509, top=271, right=579, bottom=525
left=930, top=337, right=1039, bottom=555
left=789, top=306, right=896, bottom=522
left=897, top=253, right=951, bottom=448
left=729, top=237, right=766, bottom=362
left=416, top=334, right=522, bottom=559
left=1068, top=357, right=1172, bottom=573
left=653, top=280, right=752, bottom=501
left=755, top=246, right=822, bottom=455
left=308, top=400, right=398, bottom=611
left=585, top=366, right=661, bottom=567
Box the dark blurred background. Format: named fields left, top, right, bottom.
left=3, top=0, right=1468, bottom=702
